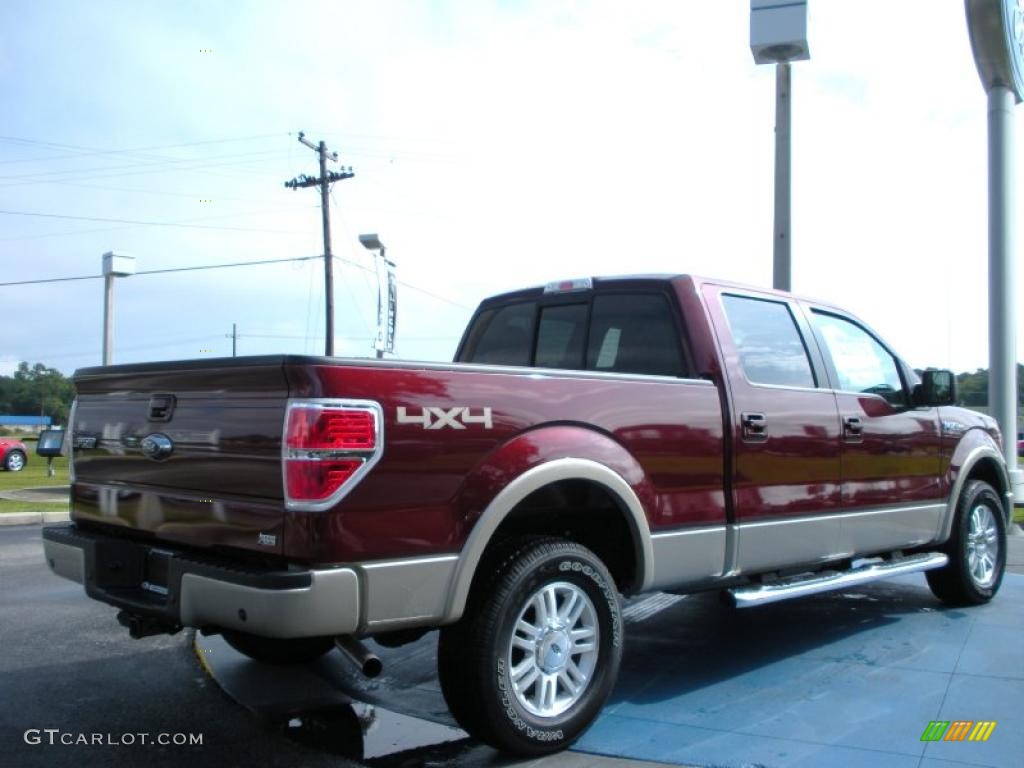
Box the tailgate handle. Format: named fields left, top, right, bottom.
left=148, top=395, right=176, bottom=422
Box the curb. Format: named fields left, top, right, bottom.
left=0, top=511, right=70, bottom=526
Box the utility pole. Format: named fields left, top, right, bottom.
left=283, top=132, right=354, bottom=356
left=225, top=323, right=237, bottom=357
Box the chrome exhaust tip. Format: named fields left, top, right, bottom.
left=334, top=635, right=382, bottom=678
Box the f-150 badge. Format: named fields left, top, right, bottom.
left=397, top=406, right=493, bottom=430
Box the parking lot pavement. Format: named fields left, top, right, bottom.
left=0, top=525, right=680, bottom=768
left=0, top=525, right=362, bottom=768
left=1006, top=523, right=1024, bottom=575
left=6, top=522, right=1022, bottom=768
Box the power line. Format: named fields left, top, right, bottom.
left=0, top=208, right=307, bottom=234
left=0, top=256, right=322, bottom=287
left=0, top=150, right=295, bottom=189
left=0, top=132, right=288, bottom=165
left=0, top=203, right=320, bottom=243
left=0, top=252, right=473, bottom=310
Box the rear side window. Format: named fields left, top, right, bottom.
left=722, top=294, right=815, bottom=388
left=462, top=301, right=536, bottom=365
left=535, top=304, right=587, bottom=369
left=587, top=294, right=684, bottom=377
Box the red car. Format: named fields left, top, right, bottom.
left=0, top=438, right=28, bottom=472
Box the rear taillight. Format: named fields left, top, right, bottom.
left=282, top=400, right=383, bottom=511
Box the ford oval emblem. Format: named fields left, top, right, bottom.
left=140, top=433, right=173, bottom=460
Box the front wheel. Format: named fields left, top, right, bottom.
left=438, top=538, right=623, bottom=756
left=926, top=480, right=1006, bottom=605
left=4, top=450, right=26, bottom=472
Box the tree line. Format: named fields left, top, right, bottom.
left=0, top=363, right=75, bottom=427
left=956, top=364, right=1024, bottom=408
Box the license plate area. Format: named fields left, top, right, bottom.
left=142, top=548, right=174, bottom=598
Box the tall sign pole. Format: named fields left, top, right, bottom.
left=100, top=252, right=135, bottom=366
left=750, top=0, right=809, bottom=292
left=965, top=0, right=1023, bottom=503
left=284, top=132, right=354, bottom=357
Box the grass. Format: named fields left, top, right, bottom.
left=0, top=499, right=68, bottom=513
left=0, top=451, right=70, bottom=513
left=0, top=454, right=69, bottom=492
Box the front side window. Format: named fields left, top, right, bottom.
left=812, top=311, right=906, bottom=406
left=462, top=301, right=536, bottom=365
left=721, top=294, right=815, bottom=388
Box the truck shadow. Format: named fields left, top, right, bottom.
left=608, top=578, right=970, bottom=708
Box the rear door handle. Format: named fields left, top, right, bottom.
left=741, top=412, right=767, bottom=439
left=843, top=416, right=863, bottom=438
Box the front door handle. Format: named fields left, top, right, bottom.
left=742, top=412, right=767, bottom=439
left=843, top=416, right=863, bottom=438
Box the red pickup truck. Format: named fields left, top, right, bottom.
left=43, top=274, right=1012, bottom=755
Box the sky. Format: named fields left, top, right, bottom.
left=0, top=0, right=1021, bottom=378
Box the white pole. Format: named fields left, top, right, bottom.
left=102, top=273, right=113, bottom=366
left=986, top=85, right=1021, bottom=490
left=773, top=62, right=792, bottom=292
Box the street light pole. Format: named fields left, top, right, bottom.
left=359, top=234, right=396, bottom=359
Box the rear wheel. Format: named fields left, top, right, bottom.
left=438, top=537, right=623, bottom=756
left=4, top=450, right=26, bottom=472
left=926, top=480, right=1006, bottom=605
left=221, top=630, right=335, bottom=664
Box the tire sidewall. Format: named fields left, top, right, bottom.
left=486, top=545, right=622, bottom=751
left=953, top=482, right=1006, bottom=601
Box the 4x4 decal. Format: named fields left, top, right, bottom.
left=397, top=406, right=493, bottom=430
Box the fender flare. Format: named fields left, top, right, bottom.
left=441, top=457, right=654, bottom=623
left=939, top=437, right=1011, bottom=542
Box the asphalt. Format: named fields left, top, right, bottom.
left=1, top=523, right=1022, bottom=768
left=0, top=525, right=361, bottom=768
left=0, top=525, right=676, bottom=768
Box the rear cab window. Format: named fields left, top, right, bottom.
left=458, top=286, right=689, bottom=377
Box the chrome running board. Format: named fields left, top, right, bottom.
left=727, top=552, right=949, bottom=608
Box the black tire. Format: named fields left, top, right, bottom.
left=926, top=480, right=1006, bottom=605
left=221, top=630, right=335, bottom=664
left=3, top=450, right=26, bottom=472
left=438, top=537, right=623, bottom=756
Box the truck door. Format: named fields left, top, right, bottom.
left=705, top=286, right=844, bottom=573
left=804, top=307, right=944, bottom=555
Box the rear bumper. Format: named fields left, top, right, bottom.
left=42, top=523, right=360, bottom=639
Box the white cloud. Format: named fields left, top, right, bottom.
left=0, top=0, right=1020, bottom=375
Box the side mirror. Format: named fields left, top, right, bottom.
left=914, top=369, right=957, bottom=407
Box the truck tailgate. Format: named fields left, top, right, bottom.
left=70, top=358, right=288, bottom=556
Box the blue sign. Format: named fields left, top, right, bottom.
left=0, top=415, right=53, bottom=426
